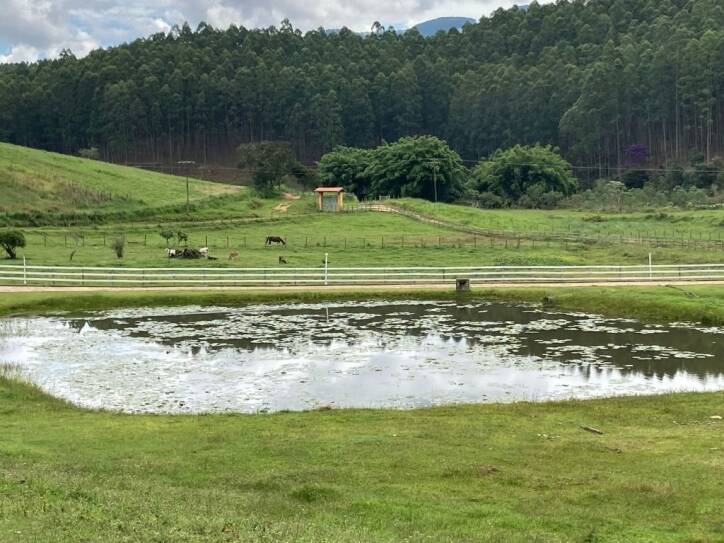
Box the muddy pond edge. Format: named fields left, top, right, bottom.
left=1, top=285, right=723, bottom=325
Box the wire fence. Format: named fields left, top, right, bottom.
left=18, top=228, right=724, bottom=254
left=2, top=262, right=723, bottom=287
left=354, top=204, right=724, bottom=250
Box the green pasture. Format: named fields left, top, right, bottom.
left=3, top=210, right=724, bottom=270
left=394, top=198, right=724, bottom=241
left=0, top=142, right=241, bottom=212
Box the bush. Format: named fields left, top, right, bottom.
left=0, top=230, right=25, bottom=259
left=474, top=191, right=507, bottom=209
left=517, top=184, right=565, bottom=209
left=111, top=236, right=125, bottom=258
left=622, top=169, right=649, bottom=189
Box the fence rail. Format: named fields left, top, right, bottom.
left=1, top=263, right=723, bottom=287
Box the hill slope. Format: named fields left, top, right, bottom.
left=0, top=143, right=239, bottom=220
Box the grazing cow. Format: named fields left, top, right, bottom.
left=265, top=235, right=286, bottom=246
left=278, top=256, right=287, bottom=264
left=199, top=247, right=209, bottom=257
left=165, top=248, right=177, bottom=258
left=228, top=251, right=239, bottom=261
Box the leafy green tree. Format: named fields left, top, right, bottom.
left=317, top=147, right=374, bottom=198
left=364, top=136, right=467, bottom=202
left=471, top=145, right=578, bottom=207
left=238, top=141, right=296, bottom=196
left=0, top=231, right=25, bottom=259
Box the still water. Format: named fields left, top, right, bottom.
left=1, top=300, right=722, bottom=413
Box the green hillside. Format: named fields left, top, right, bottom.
left=0, top=142, right=239, bottom=220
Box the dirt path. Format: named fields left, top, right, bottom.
left=1, top=280, right=723, bottom=293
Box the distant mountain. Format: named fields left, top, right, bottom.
left=411, top=17, right=476, bottom=37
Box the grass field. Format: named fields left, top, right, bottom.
left=0, top=142, right=242, bottom=214
left=0, top=143, right=321, bottom=225
left=3, top=210, right=724, bottom=270
left=393, top=198, right=724, bottom=241
left=1, top=376, right=722, bottom=542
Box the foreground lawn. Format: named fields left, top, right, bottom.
left=0, top=379, right=722, bottom=542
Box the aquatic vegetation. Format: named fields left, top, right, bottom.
left=0, top=300, right=722, bottom=413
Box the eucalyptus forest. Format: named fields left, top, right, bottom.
left=0, top=0, right=723, bottom=177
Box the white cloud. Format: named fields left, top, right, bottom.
left=0, top=0, right=544, bottom=63
left=152, top=18, right=172, bottom=33
left=0, top=44, right=41, bottom=63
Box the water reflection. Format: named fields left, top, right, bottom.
left=0, top=300, right=722, bottom=413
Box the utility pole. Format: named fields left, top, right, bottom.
left=177, top=160, right=196, bottom=213
left=428, top=160, right=440, bottom=204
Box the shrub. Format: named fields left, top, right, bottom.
left=474, top=191, right=507, bottom=209
left=0, top=230, right=25, bottom=259
left=177, top=231, right=188, bottom=245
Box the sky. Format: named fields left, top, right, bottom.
left=0, top=0, right=544, bottom=64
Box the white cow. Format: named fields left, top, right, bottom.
left=165, top=248, right=177, bottom=258
left=199, top=247, right=209, bottom=257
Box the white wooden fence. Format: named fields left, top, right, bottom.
left=1, top=261, right=724, bottom=287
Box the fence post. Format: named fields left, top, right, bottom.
left=324, top=253, right=328, bottom=286
left=649, top=253, right=653, bottom=280
left=23, top=257, right=27, bottom=286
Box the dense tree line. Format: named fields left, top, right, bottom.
left=0, top=0, right=723, bottom=175
left=320, top=137, right=579, bottom=206
left=318, top=136, right=468, bottom=202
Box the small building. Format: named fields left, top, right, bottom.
left=314, top=187, right=345, bottom=212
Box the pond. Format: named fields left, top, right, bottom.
left=1, top=300, right=722, bottom=413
